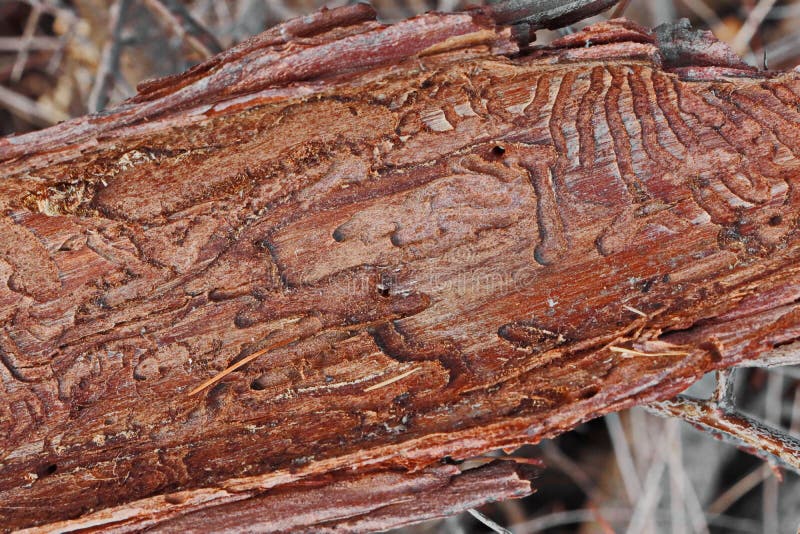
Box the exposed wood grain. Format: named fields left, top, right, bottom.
left=1, top=5, right=800, bottom=531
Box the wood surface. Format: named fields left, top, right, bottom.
left=1, top=3, right=800, bottom=531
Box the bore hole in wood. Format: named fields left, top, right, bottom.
left=37, top=464, right=57, bottom=478
left=579, top=385, right=601, bottom=399
left=491, top=145, right=506, bottom=158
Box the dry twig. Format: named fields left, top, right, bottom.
left=731, top=0, right=779, bottom=54
left=10, top=1, right=42, bottom=82
left=647, top=395, right=800, bottom=474
left=140, top=0, right=221, bottom=59
left=88, top=0, right=130, bottom=112
left=0, top=84, right=68, bottom=127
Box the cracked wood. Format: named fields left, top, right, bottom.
left=1, top=6, right=800, bottom=532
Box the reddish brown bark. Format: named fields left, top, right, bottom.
left=1, top=5, right=800, bottom=531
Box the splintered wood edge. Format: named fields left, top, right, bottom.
left=18, top=462, right=536, bottom=533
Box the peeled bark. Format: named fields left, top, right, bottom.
left=1, top=4, right=800, bottom=531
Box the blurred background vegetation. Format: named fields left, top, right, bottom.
left=1, top=1, right=799, bottom=532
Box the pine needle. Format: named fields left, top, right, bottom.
left=188, top=336, right=299, bottom=396
left=609, top=346, right=690, bottom=358
left=364, top=367, right=420, bottom=392
left=623, top=304, right=648, bottom=318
